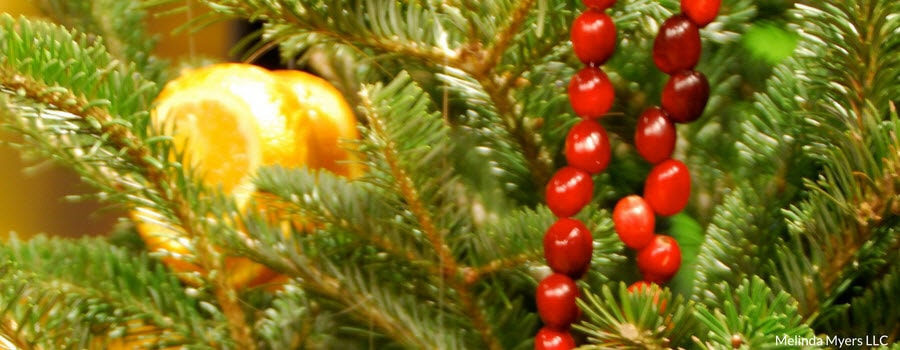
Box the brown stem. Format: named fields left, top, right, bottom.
left=462, top=253, right=535, bottom=285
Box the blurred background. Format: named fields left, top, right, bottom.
left=0, top=1, right=234, bottom=239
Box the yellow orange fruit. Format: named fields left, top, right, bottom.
left=134, top=63, right=360, bottom=289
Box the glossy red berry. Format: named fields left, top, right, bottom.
left=634, top=106, right=676, bottom=164
left=643, top=159, right=691, bottom=216
left=682, top=0, right=721, bottom=27
left=571, top=9, right=616, bottom=65
left=565, top=119, right=611, bottom=174
left=536, top=273, right=580, bottom=329
left=546, top=166, right=594, bottom=218
left=535, top=327, right=576, bottom=350
left=636, top=235, right=682, bottom=283
left=544, top=218, right=594, bottom=278
left=653, top=14, right=701, bottom=75
left=661, top=70, right=710, bottom=123
left=612, top=195, right=655, bottom=249
left=568, top=66, right=615, bottom=119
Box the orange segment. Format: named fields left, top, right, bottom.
left=152, top=89, right=262, bottom=192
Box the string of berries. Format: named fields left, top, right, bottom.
left=535, top=0, right=720, bottom=348
left=620, top=0, right=719, bottom=291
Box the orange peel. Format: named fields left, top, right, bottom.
left=134, top=63, right=360, bottom=289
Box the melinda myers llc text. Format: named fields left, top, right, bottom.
left=776, top=335, right=889, bottom=348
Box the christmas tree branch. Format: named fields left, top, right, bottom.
left=575, top=283, right=699, bottom=349
left=359, top=79, right=503, bottom=350
left=472, top=0, right=537, bottom=77
left=0, top=65, right=254, bottom=349
left=0, top=235, right=229, bottom=348
left=776, top=0, right=900, bottom=319
left=0, top=16, right=258, bottom=348
left=246, top=169, right=473, bottom=348
left=464, top=253, right=534, bottom=284
left=252, top=168, right=437, bottom=274
left=193, top=0, right=456, bottom=65
left=476, top=72, right=553, bottom=188
left=34, top=0, right=166, bottom=83
left=257, top=252, right=432, bottom=348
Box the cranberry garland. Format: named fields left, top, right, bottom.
left=535, top=1, right=720, bottom=348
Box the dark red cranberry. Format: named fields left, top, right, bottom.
left=544, top=218, right=594, bottom=278
left=634, top=106, right=677, bottom=164
left=661, top=70, right=709, bottom=123
left=653, top=14, right=701, bottom=75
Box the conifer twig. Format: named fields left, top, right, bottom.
left=360, top=88, right=503, bottom=350
left=0, top=66, right=254, bottom=350
left=461, top=0, right=553, bottom=187
left=463, top=253, right=533, bottom=285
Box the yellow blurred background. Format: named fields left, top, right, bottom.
left=0, top=1, right=234, bottom=239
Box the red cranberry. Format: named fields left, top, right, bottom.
left=636, top=235, right=682, bottom=283
left=565, top=119, right=611, bottom=174
left=544, top=218, right=594, bottom=278
left=661, top=70, right=709, bottom=123
left=653, top=14, right=702, bottom=74
left=536, top=273, right=580, bottom=329
left=535, top=327, right=576, bottom=349
left=643, top=159, right=691, bottom=216
left=612, top=195, right=655, bottom=250
left=682, top=0, right=721, bottom=27
left=546, top=167, right=594, bottom=218
left=634, top=106, right=676, bottom=164
left=568, top=66, right=615, bottom=119
left=571, top=9, right=617, bottom=66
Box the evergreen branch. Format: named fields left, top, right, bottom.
left=253, top=167, right=435, bottom=273
left=435, top=68, right=538, bottom=204
left=471, top=69, right=554, bottom=190
left=0, top=65, right=251, bottom=349
left=196, top=0, right=457, bottom=65
left=770, top=0, right=900, bottom=320
left=213, top=201, right=470, bottom=349
left=575, top=283, right=699, bottom=349
left=360, top=107, right=457, bottom=279
left=359, top=72, right=502, bottom=350
left=254, top=284, right=313, bottom=349
left=692, top=276, right=814, bottom=349
left=35, top=0, right=167, bottom=83
left=816, top=252, right=900, bottom=341
left=0, top=236, right=222, bottom=348
left=473, top=0, right=536, bottom=77
left=0, top=16, right=253, bottom=348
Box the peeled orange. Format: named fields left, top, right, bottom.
left=134, top=63, right=360, bottom=289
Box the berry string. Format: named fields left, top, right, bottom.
left=535, top=1, right=720, bottom=348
